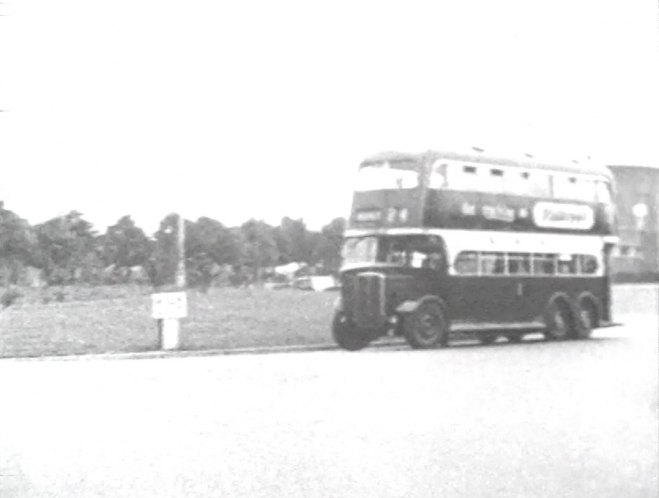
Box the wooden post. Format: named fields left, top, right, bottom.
left=176, top=213, right=186, bottom=289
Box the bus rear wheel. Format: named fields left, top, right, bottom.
left=332, top=311, right=371, bottom=351
left=403, top=299, right=448, bottom=349
left=577, top=299, right=599, bottom=339
left=544, top=300, right=575, bottom=341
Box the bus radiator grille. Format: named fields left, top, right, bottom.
left=353, top=272, right=386, bottom=330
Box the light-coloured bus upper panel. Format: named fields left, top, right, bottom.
left=360, top=150, right=613, bottom=180
left=344, top=227, right=608, bottom=255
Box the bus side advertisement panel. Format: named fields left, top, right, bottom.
left=423, top=191, right=612, bottom=234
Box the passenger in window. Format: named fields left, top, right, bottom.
left=493, top=255, right=505, bottom=274
left=424, top=252, right=445, bottom=271
left=558, top=259, right=576, bottom=274
left=456, top=253, right=478, bottom=274
left=507, top=254, right=528, bottom=275
left=386, top=241, right=406, bottom=264
left=534, top=254, right=555, bottom=275
left=580, top=255, right=598, bottom=274
left=519, top=255, right=531, bottom=274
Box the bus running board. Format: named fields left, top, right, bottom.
left=451, top=321, right=620, bottom=334
left=450, top=322, right=546, bottom=334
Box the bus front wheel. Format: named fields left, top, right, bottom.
left=332, top=311, right=371, bottom=351
left=402, top=299, right=449, bottom=349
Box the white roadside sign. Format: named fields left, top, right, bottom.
left=151, top=291, right=188, bottom=319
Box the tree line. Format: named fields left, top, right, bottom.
left=0, top=202, right=346, bottom=289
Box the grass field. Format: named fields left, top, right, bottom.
left=0, top=284, right=656, bottom=359
left=0, top=287, right=337, bottom=358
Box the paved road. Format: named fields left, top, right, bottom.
left=1, top=313, right=657, bottom=498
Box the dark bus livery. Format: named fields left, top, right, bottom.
left=333, top=150, right=618, bottom=350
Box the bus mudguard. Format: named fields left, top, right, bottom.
left=396, top=295, right=448, bottom=316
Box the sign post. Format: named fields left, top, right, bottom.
left=152, top=291, right=187, bottom=350
left=176, top=213, right=187, bottom=288
left=151, top=213, right=188, bottom=350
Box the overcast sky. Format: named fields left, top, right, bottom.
left=1, top=0, right=658, bottom=233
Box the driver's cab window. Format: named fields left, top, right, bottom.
left=384, top=241, right=407, bottom=265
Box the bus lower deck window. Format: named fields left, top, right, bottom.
left=579, top=255, right=598, bottom=274
left=480, top=252, right=505, bottom=275
left=455, top=251, right=479, bottom=274
left=557, top=255, right=577, bottom=275
left=508, top=253, right=531, bottom=275
left=532, top=254, right=556, bottom=275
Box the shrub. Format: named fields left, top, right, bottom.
left=1, top=288, right=23, bottom=308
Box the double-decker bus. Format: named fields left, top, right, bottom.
left=332, top=149, right=618, bottom=350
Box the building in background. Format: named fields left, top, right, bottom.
left=607, top=165, right=659, bottom=281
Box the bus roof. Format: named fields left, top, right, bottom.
left=360, top=150, right=613, bottom=179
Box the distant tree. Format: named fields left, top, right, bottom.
left=151, top=214, right=180, bottom=287
left=100, top=215, right=152, bottom=282
left=313, top=217, right=346, bottom=273
left=35, top=211, right=98, bottom=285
left=274, top=217, right=313, bottom=264
left=188, top=217, right=242, bottom=266
left=185, top=217, right=243, bottom=289
left=240, top=219, right=279, bottom=281
left=0, top=202, right=37, bottom=285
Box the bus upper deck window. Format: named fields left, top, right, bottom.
left=553, top=175, right=597, bottom=202
left=506, top=170, right=531, bottom=196
left=355, top=162, right=419, bottom=192
left=488, top=169, right=505, bottom=193
left=429, top=162, right=447, bottom=189
left=527, top=172, right=551, bottom=198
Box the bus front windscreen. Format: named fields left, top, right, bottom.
left=341, top=237, right=379, bottom=266
left=342, top=235, right=446, bottom=270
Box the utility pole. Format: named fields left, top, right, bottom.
left=175, top=212, right=186, bottom=288
left=153, top=212, right=188, bottom=351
